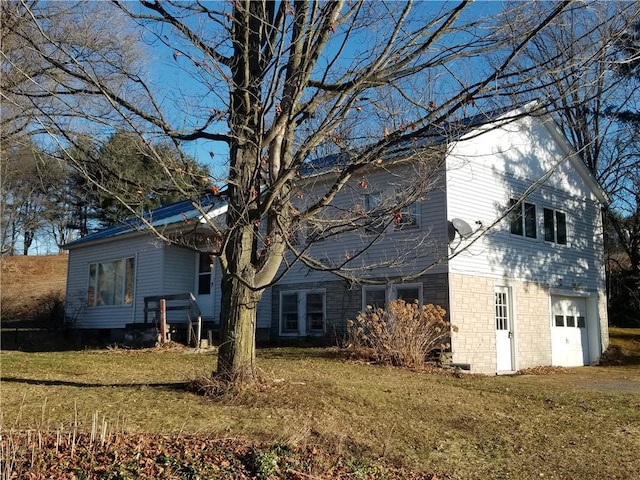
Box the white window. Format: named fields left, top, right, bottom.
left=544, top=208, right=567, bottom=245
left=509, top=199, right=537, bottom=238
left=364, top=192, right=386, bottom=233
left=88, top=257, right=135, bottom=307
left=363, top=286, right=386, bottom=310
left=362, top=283, right=423, bottom=310
left=197, top=253, right=212, bottom=295
left=394, top=190, right=419, bottom=230
left=279, top=290, right=326, bottom=336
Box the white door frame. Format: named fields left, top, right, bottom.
left=495, top=285, right=515, bottom=371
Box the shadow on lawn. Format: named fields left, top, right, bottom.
left=0, top=376, right=190, bottom=391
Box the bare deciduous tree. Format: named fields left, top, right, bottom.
left=503, top=2, right=640, bottom=325
left=5, top=0, right=634, bottom=387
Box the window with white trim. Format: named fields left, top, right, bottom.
left=362, top=283, right=423, bottom=310
left=393, top=190, right=419, bottom=230
left=365, top=192, right=386, bottom=233
left=543, top=208, right=567, bottom=245
left=279, top=290, right=326, bottom=336
left=509, top=199, right=537, bottom=238
left=87, top=257, right=135, bottom=307
left=363, top=286, right=386, bottom=310
left=197, top=253, right=211, bottom=295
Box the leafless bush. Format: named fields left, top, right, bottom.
left=344, top=299, right=453, bottom=368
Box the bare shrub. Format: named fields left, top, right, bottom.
left=344, top=299, right=452, bottom=368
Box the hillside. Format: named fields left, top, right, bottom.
left=0, top=254, right=68, bottom=324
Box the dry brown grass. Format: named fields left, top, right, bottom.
left=1, top=347, right=639, bottom=479
left=1, top=254, right=68, bottom=323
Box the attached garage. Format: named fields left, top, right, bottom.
left=550, top=295, right=590, bottom=367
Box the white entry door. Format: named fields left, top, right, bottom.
left=195, top=253, right=213, bottom=318
left=551, top=296, right=588, bottom=367
left=495, top=287, right=514, bottom=371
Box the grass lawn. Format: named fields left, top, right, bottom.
left=1, top=341, right=639, bottom=479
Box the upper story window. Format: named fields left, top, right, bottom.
left=393, top=191, right=419, bottom=230
left=544, top=208, right=567, bottom=245
left=88, top=257, right=135, bottom=307
left=365, top=192, right=386, bottom=233
left=509, top=199, right=536, bottom=238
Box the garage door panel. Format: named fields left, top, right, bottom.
left=551, top=296, right=589, bottom=367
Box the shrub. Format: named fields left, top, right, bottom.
left=344, top=299, right=452, bottom=368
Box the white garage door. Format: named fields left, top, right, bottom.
left=551, top=296, right=589, bottom=367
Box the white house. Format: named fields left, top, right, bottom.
left=64, top=103, right=609, bottom=373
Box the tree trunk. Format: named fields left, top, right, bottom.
left=217, top=272, right=261, bottom=385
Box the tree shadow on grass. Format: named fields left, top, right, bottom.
left=0, top=376, right=190, bottom=391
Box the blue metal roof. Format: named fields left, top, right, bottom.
left=63, top=194, right=222, bottom=248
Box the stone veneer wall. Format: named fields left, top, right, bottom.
left=449, top=273, right=608, bottom=373
left=449, top=273, right=556, bottom=373
left=448, top=275, right=497, bottom=373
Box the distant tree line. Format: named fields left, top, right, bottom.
left=1, top=131, right=208, bottom=255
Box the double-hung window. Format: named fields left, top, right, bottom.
left=393, top=191, right=419, bottom=230
left=280, top=290, right=326, bottom=336
left=544, top=208, right=567, bottom=245
left=87, top=257, right=135, bottom=307
left=197, top=253, right=212, bottom=295
left=509, top=199, right=537, bottom=238
left=365, top=192, right=386, bottom=233
left=362, top=283, right=422, bottom=310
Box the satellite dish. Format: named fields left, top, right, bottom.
left=449, top=218, right=473, bottom=239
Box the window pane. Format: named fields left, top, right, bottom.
left=577, top=316, right=586, bottom=328
left=495, top=291, right=509, bottom=330
left=555, top=315, right=564, bottom=327
left=544, top=208, right=555, bottom=242
left=524, top=203, right=537, bottom=238
left=198, top=253, right=211, bottom=295
left=394, top=194, right=419, bottom=230
left=396, top=287, right=420, bottom=304
left=113, top=259, right=125, bottom=305
left=365, top=193, right=386, bottom=233
left=125, top=258, right=135, bottom=305
left=556, top=211, right=567, bottom=244
left=510, top=199, right=523, bottom=236
left=88, top=263, right=97, bottom=307
left=281, top=293, right=299, bottom=332
left=306, top=293, right=324, bottom=332
left=566, top=315, right=576, bottom=327
left=97, top=261, right=117, bottom=306
left=365, top=289, right=386, bottom=310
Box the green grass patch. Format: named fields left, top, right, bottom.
left=1, top=347, right=639, bottom=479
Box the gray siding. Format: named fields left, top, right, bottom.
left=271, top=273, right=449, bottom=340
left=277, top=163, right=449, bottom=287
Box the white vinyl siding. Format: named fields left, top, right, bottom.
left=278, top=165, right=448, bottom=286
left=66, top=235, right=163, bottom=329
left=446, top=115, right=606, bottom=292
